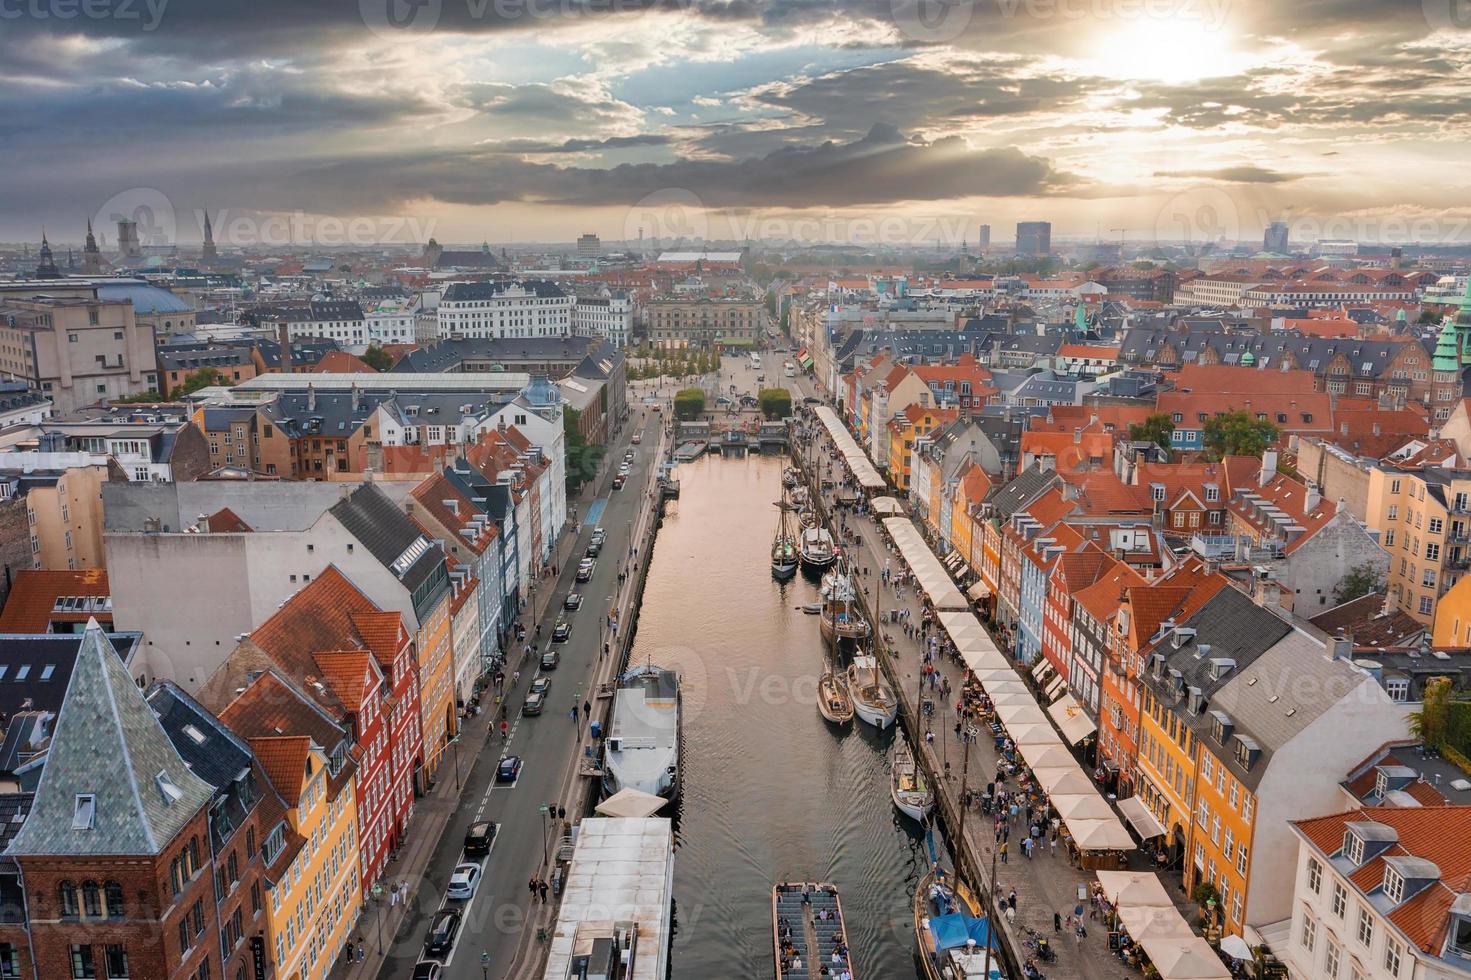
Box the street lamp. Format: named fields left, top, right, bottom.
left=481, top=951, right=490, bottom=980
left=539, top=802, right=551, bottom=867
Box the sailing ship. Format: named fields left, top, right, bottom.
left=601, top=664, right=681, bottom=801
left=890, top=740, right=933, bottom=821
left=847, top=654, right=898, bottom=729
left=915, top=867, right=998, bottom=980
left=819, top=561, right=870, bottom=643
left=798, top=526, right=836, bottom=571
left=773, top=882, right=857, bottom=980
left=783, top=466, right=801, bottom=489
left=772, top=495, right=799, bottom=580
left=817, top=670, right=855, bottom=724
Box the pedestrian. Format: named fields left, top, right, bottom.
left=1008, top=889, right=1017, bottom=911
left=1005, top=904, right=1015, bottom=925
left=999, top=841, right=1008, bottom=863
left=571, top=702, right=580, bottom=723
left=538, top=879, right=549, bottom=902
left=1054, top=911, right=1062, bottom=933
left=583, top=700, right=591, bottom=720
left=1075, top=922, right=1087, bottom=944
left=1022, top=837, right=1033, bottom=860
left=1049, top=836, right=1057, bottom=857
left=529, top=877, right=539, bottom=902
left=389, top=882, right=400, bottom=906
left=356, top=943, right=365, bottom=963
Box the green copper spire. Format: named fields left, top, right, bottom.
left=1433, top=315, right=1460, bottom=372
left=1074, top=303, right=1087, bottom=332
left=1241, top=349, right=1255, bottom=367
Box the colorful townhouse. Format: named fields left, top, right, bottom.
left=887, top=404, right=958, bottom=491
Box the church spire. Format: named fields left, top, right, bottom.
left=200, top=209, right=217, bottom=266
left=34, top=229, right=60, bottom=279
left=1433, top=314, right=1460, bottom=373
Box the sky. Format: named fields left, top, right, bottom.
left=4, top=0, right=1470, bottom=248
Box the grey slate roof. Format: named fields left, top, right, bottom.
left=329, top=484, right=449, bottom=620
left=391, top=336, right=605, bottom=374
left=440, top=280, right=566, bottom=302
left=6, top=625, right=213, bottom=857
left=989, top=465, right=1061, bottom=520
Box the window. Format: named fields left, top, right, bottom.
left=1427, top=542, right=1441, bottom=561
left=103, top=945, right=128, bottom=979
left=82, top=881, right=101, bottom=917
left=1356, top=905, right=1373, bottom=946
left=1383, top=938, right=1402, bottom=976
left=1302, top=912, right=1318, bottom=953
left=1308, top=857, right=1323, bottom=894
left=1388, top=506, right=1398, bottom=521
left=105, top=881, right=124, bottom=918
left=1419, top=595, right=1434, bottom=615
left=1343, top=832, right=1365, bottom=864
left=69, top=945, right=94, bottom=979
left=178, top=919, right=190, bottom=955
left=59, top=880, right=79, bottom=917
left=1332, top=881, right=1347, bottom=918
left=1384, top=530, right=1395, bottom=547
left=73, top=794, right=95, bottom=830
left=1383, top=867, right=1404, bottom=904
left=1430, top=517, right=1444, bottom=534
left=1324, top=939, right=1341, bottom=978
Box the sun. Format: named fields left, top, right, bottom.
left=1085, top=17, right=1249, bottom=84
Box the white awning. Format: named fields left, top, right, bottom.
left=967, top=580, right=992, bottom=601
left=814, top=406, right=887, bottom=491
left=870, top=496, right=905, bottom=516
left=1033, top=765, right=1094, bottom=795
left=1066, top=817, right=1138, bottom=851
left=994, top=701, right=1049, bottom=727
left=1048, top=693, right=1098, bottom=745
left=1031, top=658, right=1055, bottom=683
left=989, top=689, right=1036, bottom=707
left=1138, top=937, right=1232, bottom=980
left=971, top=667, right=1020, bottom=684
left=594, top=787, right=669, bottom=818
left=1050, top=794, right=1118, bottom=821
left=1003, top=723, right=1060, bottom=746
left=1117, top=796, right=1168, bottom=840
left=1117, top=905, right=1195, bottom=942
left=1096, top=871, right=1175, bottom=908
left=883, top=518, right=969, bottom=611
left=1019, top=743, right=1078, bottom=770
left=1044, top=674, right=1068, bottom=702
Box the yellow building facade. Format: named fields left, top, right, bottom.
left=1365, top=466, right=1471, bottom=626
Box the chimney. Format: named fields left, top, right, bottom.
left=351, top=382, right=361, bottom=413
left=307, top=382, right=317, bottom=412
left=1259, top=449, right=1278, bottom=487
left=197, top=513, right=210, bottom=533
left=278, top=321, right=292, bottom=374
left=1332, top=631, right=1354, bottom=661
left=1073, top=427, right=1082, bottom=444
left=1305, top=484, right=1321, bottom=513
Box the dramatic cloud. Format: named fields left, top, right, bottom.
left=1153, top=167, right=1306, bottom=184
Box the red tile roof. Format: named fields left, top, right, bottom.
left=305, top=350, right=375, bottom=374
left=1294, top=806, right=1471, bottom=953
left=1074, top=561, right=1146, bottom=623
left=1174, top=364, right=1321, bottom=396
left=0, top=569, right=110, bottom=632
left=207, top=507, right=253, bottom=533
left=249, top=735, right=314, bottom=806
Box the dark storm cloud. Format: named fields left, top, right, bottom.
left=1153, top=166, right=1305, bottom=183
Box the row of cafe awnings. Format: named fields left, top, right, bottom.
left=1096, top=872, right=1231, bottom=980
left=870, top=496, right=905, bottom=516
left=813, top=405, right=887, bottom=492
left=796, top=347, right=814, bottom=369
left=935, top=609, right=1134, bottom=853
left=883, top=518, right=970, bottom=611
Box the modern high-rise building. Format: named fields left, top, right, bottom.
left=1015, top=221, right=1051, bottom=256
left=576, top=233, right=601, bottom=258
left=115, top=218, right=141, bottom=258
left=977, top=224, right=991, bottom=251
left=1263, top=220, right=1289, bottom=253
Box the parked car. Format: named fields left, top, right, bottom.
left=564, top=592, right=583, bottom=610
left=592, top=526, right=606, bottom=542
left=463, top=821, right=496, bottom=858
left=552, top=619, right=571, bottom=642
left=541, top=648, right=561, bottom=670
left=624, top=449, right=635, bottom=462
left=412, top=962, right=443, bottom=980
left=446, top=863, right=482, bottom=901
left=423, top=910, right=462, bottom=957
left=496, top=756, right=523, bottom=783
left=523, top=691, right=546, bottom=715
left=632, top=433, right=642, bottom=444
left=530, top=676, right=551, bottom=696
left=576, top=559, right=595, bottom=581
left=612, top=475, right=626, bottom=490
left=585, top=540, right=602, bottom=557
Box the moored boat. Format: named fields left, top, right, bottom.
left=819, top=562, right=870, bottom=642
left=772, top=495, right=799, bottom=580
left=848, top=655, right=898, bottom=729
left=773, top=881, right=856, bottom=980
left=891, top=740, right=933, bottom=821
left=798, top=526, right=836, bottom=570
left=817, top=670, right=855, bottom=725
left=601, top=664, right=681, bottom=801
left=915, top=868, right=999, bottom=980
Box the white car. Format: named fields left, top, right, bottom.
left=446, top=862, right=482, bottom=901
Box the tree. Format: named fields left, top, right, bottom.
left=562, top=405, right=603, bottom=492
left=673, top=387, right=705, bottom=421
left=1410, top=676, right=1453, bottom=749
left=168, top=366, right=226, bottom=399
left=1332, top=562, right=1383, bottom=605
left=1127, top=412, right=1175, bottom=450
left=1202, top=410, right=1279, bottom=460
left=758, top=387, right=792, bottom=420
left=361, top=345, right=394, bottom=372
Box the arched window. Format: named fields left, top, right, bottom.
left=58, top=880, right=78, bottom=918
left=81, top=881, right=101, bottom=918
left=104, top=880, right=125, bottom=918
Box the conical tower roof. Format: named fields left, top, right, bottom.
left=1433, top=315, right=1460, bottom=372
left=1456, top=276, right=1471, bottom=329
left=7, top=622, right=213, bottom=856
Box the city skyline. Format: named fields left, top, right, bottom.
left=3, top=0, right=1470, bottom=245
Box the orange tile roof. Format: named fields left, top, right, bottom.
left=1294, top=806, right=1471, bottom=953
left=309, top=650, right=374, bottom=713
left=1032, top=404, right=1156, bottom=435
left=1074, top=561, right=1146, bottom=623
left=0, top=569, right=110, bottom=632
left=1057, top=344, right=1121, bottom=360
left=1282, top=317, right=1360, bottom=338
left=1022, top=428, right=1115, bottom=472
left=207, top=507, right=253, bottom=533
left=248, top=735, right=314, bottom=806
left=1175, top=364, right=1322, bottom=395
left=1065, top=470, right=1153, bottom=516
left=306, top=350, right=375, bottom=373
left=349, top=610, right=408, bottom=669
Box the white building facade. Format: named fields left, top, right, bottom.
left=573, top=295, right=633, bottom=347
left=437, top=280, right=574, bottom=339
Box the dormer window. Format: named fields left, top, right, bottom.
left=1384, top=867, right=1404, bottom=905
left=1374, top=770, right=1389, bottom=798
left=72, top=794, right=95, bottom=830
left=1450, top=903, right=1471, bottom=958
left=156, top=770, right=183, bottom=806
left=1344, top=831, right=1365, bottom=865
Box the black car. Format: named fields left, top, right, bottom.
left=585, top=540, right=602, bottom=557
left=541, top=649, right=561, bottom=670
left=564, top=592, right=583, bottom=610
left=412, top=963, right=443, bottom=980
left=463, top=821, right=496, bottom=858
left=552, top=620, right=571, bottom=642
left=423, top=909, right=462, bottom=957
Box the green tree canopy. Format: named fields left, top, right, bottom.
left=562, top=405, right=603, bottom=492
left=1202, top=410, right=1280, bottom=460
left=673, top=387, right=705, bottom=421
left=1127, top=412, right=1175, bottom=450
left=1333, top=562, right=1384, bottom=606
left=361, top=345, right=394, bottom=371
left=166, top=366, right=227, bottom=399
left=758, top=387, right=792, bottom=420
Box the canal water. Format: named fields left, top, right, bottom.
left=627, top=451, right=938, bottom=978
